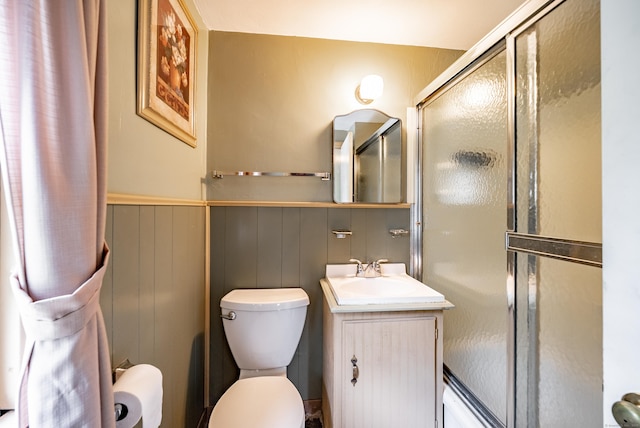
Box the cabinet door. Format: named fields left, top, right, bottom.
left=342, top=317, right=437, bottom=428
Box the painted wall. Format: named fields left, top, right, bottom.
left=206, top=32, right=463, bottom=201
left=106, top=0, right=209, bottom=200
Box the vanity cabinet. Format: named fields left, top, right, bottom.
left=321, top=280, right=450, bottom=428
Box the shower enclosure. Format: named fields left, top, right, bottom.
left=417, top=0, right=602, bottom=425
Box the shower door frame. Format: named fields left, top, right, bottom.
left=413, top=0, right=604, bottom=426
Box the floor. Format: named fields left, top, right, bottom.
left=305, top=413, right=323, bottom=428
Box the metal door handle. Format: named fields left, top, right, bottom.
left=612, top=393, right=640, bottom=427
left=351, top=355, right=359, bottom=386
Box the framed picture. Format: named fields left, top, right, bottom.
left=137, top=0, right=197, bottom=147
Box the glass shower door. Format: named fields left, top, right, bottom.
left=422, top=47, right=509, bottom=425
left=512, top=0, right=602, bottom=425
left=420, top=0, right=601, bottom=426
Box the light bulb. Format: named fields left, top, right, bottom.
left=356, top=74, right=384, bottom=104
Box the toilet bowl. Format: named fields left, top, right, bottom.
left=209, top=288, right=309, bottom=428
left=209, top=377, right=304, bottom=428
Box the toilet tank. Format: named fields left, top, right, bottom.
left=220, top=288, right=309, bottom=371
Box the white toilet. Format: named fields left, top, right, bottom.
left=209, top=287, right=310, bottom=428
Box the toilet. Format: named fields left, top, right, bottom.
left=209, top=288, right=310, bottom=428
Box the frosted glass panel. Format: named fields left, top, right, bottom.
left=515, top=0, right=601, bottom=242
left=514, top=0, right=602, bottom=425
left=516, top=255, right=602, bottom=426
left=422, top=50, right=508, bottom=423
left=538, top=258, right=602, bottom=427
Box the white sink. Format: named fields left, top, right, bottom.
left=325, top=263, right=445, bottom=305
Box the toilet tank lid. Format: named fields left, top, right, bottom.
left=220, top=288, right=309, bottom=311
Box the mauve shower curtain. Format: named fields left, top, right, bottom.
left=0, top=1, right=115, bottom=426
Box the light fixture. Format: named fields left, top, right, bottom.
left=355, top=74, right=384, bottom=104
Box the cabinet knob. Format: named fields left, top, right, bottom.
left=351, top=355, right=359, bottom=386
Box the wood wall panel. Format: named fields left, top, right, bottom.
left=153, top=207, right=175, bottom=427
left=349, top=209, right=368, bottom=260
left=138, top=207, right=156, bottom=365
left=386, top=209, right=411, bottom=262
left=298, top=208, right=328, bottom=399
left=257, top=207, right=283, bottom=287
left=103, top=205, right=206, bottom=428
left=327, top=209, right=351, bottom=263
left=225, top=207, right=257, bottom=291
left=112, top=205, right=141, bottom=365
left=209, top=207, right=238, bottom=401
left=282, top=208, right=301, bottom=286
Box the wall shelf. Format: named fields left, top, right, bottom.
left=207, top=201, right=411, bottom=209
left=107, top=194, right=411, bottom=209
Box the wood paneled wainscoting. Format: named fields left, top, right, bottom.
left=103, top=195, right=207, bottom=427
left=101, top=196, right=412, bottom=426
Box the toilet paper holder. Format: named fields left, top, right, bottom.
left=112, top=361, right=164, bottom=427
left=114, top=403, right=128, bottom=422
left=113, top=359, right=134, bottom=422
left=112, top=358, right=134, bottom=383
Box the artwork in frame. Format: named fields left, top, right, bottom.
left=137, top=0, right=197, bottom=147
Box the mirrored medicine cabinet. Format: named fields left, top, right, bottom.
left=332, top=109, right=402, bottom=204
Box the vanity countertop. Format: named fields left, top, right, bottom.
left=320, top=278, right=454, bottom=314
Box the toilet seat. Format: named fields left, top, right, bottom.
left=209, top=376, right=304, bottom=428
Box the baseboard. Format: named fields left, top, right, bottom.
left=304, top=399, right=322, bottom=418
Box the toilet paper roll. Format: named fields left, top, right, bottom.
left=113, top=364, right=163, bottom=428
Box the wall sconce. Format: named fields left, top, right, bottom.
left=355, top=74, right=384, bottom=104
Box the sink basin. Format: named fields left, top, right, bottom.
left=325, top=263, right=444, bottom=305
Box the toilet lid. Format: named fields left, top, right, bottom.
left=209, top=377, right=304, bottom=428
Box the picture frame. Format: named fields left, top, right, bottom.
left=137, top=0, right=197, bottom=147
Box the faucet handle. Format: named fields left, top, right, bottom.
left=349, top=258, right=364, bottom=275
left=373, top=259, right=389, bottom=273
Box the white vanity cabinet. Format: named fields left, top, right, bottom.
left=321, top=279, right=451, bottom=428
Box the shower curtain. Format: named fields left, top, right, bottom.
left=0, top=1, right=114, bottom=426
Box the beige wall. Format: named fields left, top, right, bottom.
left=106, top=0, right=209, bottom=200
left=207, top=32, right=462, bottom=201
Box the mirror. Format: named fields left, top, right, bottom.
left=333, top=109, right=402, bottom=203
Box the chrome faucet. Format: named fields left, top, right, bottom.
left=350, top=258, right=388, bottom=278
